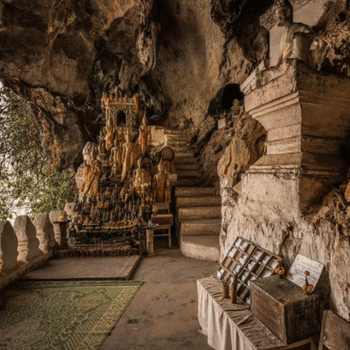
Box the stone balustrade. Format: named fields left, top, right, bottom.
left=0, top=211, right=68, bottom=291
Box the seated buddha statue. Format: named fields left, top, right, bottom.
left=132, top=158, right=152, bottom=197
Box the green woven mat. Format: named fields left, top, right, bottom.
left=0, top=280, right=142, bottom=350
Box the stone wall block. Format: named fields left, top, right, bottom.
left=0, top=221, right=19, bottom=272
left=49, top=210, right=67, bottom=248
left=13, top=216, right=42, bottom=262
left=34, top=213, right=55, bottom=252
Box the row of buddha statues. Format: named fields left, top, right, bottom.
left=74, top=95, right=176, bottom=232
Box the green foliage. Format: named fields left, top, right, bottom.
left=0, top=85, right=75, bottom=220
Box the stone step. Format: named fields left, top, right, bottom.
left=180, top=219, right=221, bottom=236
left=176, top=178, right=203, bottom=187
left=174, top=157, right=199, bottom=164
left=165, top=140, right=189, bottom=147
left=165, top=133, right=188, bottom=139
left=175, top=163, right=202, bottom=171
left=177, top=170, right=203, bottom=178
left=177, top=196, right=221, bottom=207
left=176, top=152, right=194, bottom=158
left=178, top=206, right=221, bottom=220
left=175, top=187, right=216, bottom=197
left=168, top=146, right=190, bottom=153
left=180, top=235, right=220, bottom=262
left=164, top=129, right=182, bottom=135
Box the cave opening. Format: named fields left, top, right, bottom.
left=116, top=110, right=126, bottom=126
left=221, top=84, right=243, bottom=110
left=207, top=83, right=243, bottom=116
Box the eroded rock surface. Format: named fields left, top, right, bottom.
left=0, top=0, right=265, bottom=170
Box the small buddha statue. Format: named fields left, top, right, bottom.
left=132, top=158, right=152, bottom=197
left=152, top=160, right=169, bottom=203
left=232, top=99, right=241, bottom=117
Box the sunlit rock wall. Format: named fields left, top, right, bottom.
left=220, top=0, right=350, bottom=323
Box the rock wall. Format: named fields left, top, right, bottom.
left=220, top=181, right=350, bottom=321
left=219, top=0, right=350, bottom=323
left=0, top=0, right=269, bottom=170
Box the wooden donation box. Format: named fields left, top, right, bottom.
left=251, top=255, right=324, bottom=345
left=251, top=276, right=320, bottom=344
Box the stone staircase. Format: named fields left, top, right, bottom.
left=163, top=129, right=221, bottom=262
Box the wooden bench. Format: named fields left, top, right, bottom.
left=318, top=310, right=350, bottom=350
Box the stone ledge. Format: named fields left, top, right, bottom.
left=0, top=252, right=52, bottom=291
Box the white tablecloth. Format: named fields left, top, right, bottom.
left=197, top=276, right=314, bottom=350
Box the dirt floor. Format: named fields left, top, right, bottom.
left=22, top=239, right=217, bottom=350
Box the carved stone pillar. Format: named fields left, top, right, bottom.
left=0, top=221, right=18, bottom=272
left=13, top=216, right=42, bottom=262
left=34, top=213, right=55, bottom=252
left=241, top=60, right=350, bottom=217
left=49, top=211, right=68, bottom=249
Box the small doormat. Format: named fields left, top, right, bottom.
left=0, top=280, right=142, bottom=350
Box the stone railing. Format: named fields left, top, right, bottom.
left=0, top=211, right=69, bottom=291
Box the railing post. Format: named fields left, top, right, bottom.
left=34, top=213, right=55, bottom=252
left=13, top=216, right=42, bottom=262
left=0, top=221, right=18, bottom=271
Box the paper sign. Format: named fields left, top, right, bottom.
left=286, top=254, right=324, bottom=288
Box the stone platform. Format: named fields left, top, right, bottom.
left=241, top=60, right=350, bottom=216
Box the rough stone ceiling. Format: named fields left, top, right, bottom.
left=0, top=0, right=272, bottom=169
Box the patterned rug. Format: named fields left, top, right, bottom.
left=0, top=280, right=142, bottom=350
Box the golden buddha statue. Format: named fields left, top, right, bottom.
left=121, top=131, right=139, bottom=181
left=82, top=145, right=103, bottom=198
left=152, top=160, right=169, bottom=203
left=104, top=115, right=117, bottom=153
left=137, top=113, right=151, bottom=154
left=132, top=158, right=152, bottom=197
left=110, top=136, right=123, bottom=176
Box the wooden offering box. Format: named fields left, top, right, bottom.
left=215, top=237, right=282, bottom=305
left=251, top=276, right=320, bottom=344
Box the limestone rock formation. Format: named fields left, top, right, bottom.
left=217, top=112, right=266, bottom=185
left=0, top=0, right=263, bottom=170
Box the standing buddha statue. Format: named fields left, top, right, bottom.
left=121, top=131, right=139, bottom=181
left=137, top=113, right=152, bottom=154
left=105, top=114, right=117, bottom=153
left=82, top=145, right=103, bottom=199
left=110, top=136, right=123, bottom=177
left=152, top=160, right=169, bottom=203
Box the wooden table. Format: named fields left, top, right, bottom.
left=197, top=276, right=317, bottom=350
